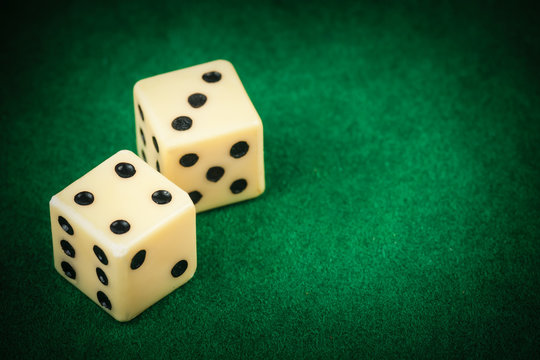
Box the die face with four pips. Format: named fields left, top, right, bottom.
left=49, top=150, right=196, bottom=322
left=134, top=59, right=265, bottom=212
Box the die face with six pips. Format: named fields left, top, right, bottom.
left=134, top=59, right=265, bottom=212
left=49, top=150, right=196, bottom=322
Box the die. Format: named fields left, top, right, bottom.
left=49, top=150, right=196, bottom=322
left=133, top=59, right=265, bottom=212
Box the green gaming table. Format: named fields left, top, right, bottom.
left=1, top=0, right=539, bottom=358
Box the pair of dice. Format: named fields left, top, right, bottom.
left=50, top=60, right=265, bottom=322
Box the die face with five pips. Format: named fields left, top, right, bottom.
left=49, top=150, right=196, bottom=322
left=134, top=59, right=265, bottom=212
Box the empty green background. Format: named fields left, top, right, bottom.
left=1, top=0, right=539, bottom=358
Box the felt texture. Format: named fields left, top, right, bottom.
left=1, top=0, right=539, bottom=358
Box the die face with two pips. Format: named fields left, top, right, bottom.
left=134, top=59, right=265, bottom=212
left=49, top=150, right=196, bottom=322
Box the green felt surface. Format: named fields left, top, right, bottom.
left=1, top=0, right=540, bottom=358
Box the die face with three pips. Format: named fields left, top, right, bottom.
left=49, top=150, right=196, bottom=322
left=134, top=59, right=265, bottom=212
